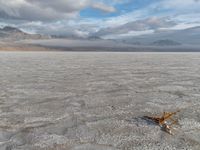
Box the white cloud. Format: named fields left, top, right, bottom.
left=91, top=2, right=116, bottom=13
left=95, top=17, right=176, bottom=37
left=161, top=0, right=200, bottom=10
left=92, top=0, right=200, bottom=37
left=0, top=0, right=200, bottom=38
left=0, top=0, right=116, bottom=21
left=103, top=30, right=154, bottom=39
left=27, top=0, right=90, bottom=13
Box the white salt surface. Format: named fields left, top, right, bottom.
left=0, top=52, right=200, bottom=150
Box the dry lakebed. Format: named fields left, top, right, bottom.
left=0, top=52, right=200, bottom=150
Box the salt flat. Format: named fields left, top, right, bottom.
left=0, top=52, right=200, bottom=150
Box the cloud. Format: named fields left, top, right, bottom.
left=0, top=0, right=116, bottom=21
left=0, top=0, right=200, bottom=39
left=160, top=0, right=200, bottom=11
left=91, top=2, right=116, bottom=13
left=16, top=20, right=95, bottom=38
left=95, top=17, right=177, bottom=37
left=0, top=0, right=79, bottom=21
left=27, top=0, right=90, bottom=13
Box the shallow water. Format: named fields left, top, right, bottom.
left=0, top=52, right=200, bottom=150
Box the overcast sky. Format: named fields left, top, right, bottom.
left=0, top=0, right=200, bottom=38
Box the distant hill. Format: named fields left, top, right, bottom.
left=151, top=39, right=181, bottom=46
left=2, top=26, right=22, bottom=32
left=87, top=36, right=102, bottom=40
left=113, top=26, right=200, bottom=46
left=0, top=26, right=50, bottom=41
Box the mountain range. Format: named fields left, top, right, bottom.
left=0, top=26, right=199, bottom=51
left=0, top=26, right=50, bottom=41
left=115, top=26, right=200, bottom=46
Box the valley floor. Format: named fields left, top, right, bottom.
left=0, top=52, right=200, bottom=150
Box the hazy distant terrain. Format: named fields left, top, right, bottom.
left=115, top=27, right=200, bottom=46
left=0, top=26, right=200, bottom=52
left=22, top=38, right=200, bottom=52
left=0, top=26, right=49, bottom=41
left=0, top=52, right=200, bottom=150
left=0, top=26, right=52, bottom=51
